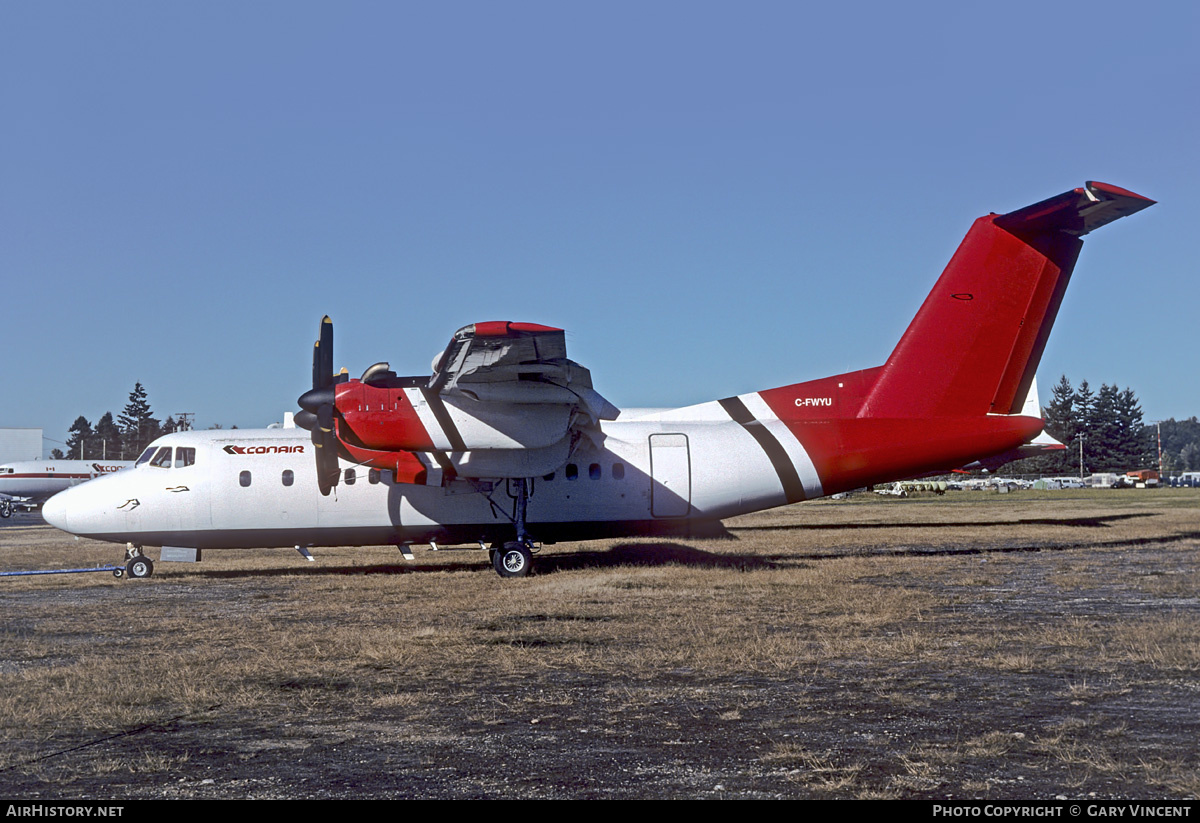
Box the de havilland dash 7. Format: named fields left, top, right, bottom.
left=43, top=181, right=1154, bottom=578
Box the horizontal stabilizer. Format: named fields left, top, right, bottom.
left=995, top=181, right=1155, bottom=238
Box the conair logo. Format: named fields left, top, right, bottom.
left=223, top=445, right=305, bottom=455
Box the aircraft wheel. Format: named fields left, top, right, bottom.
left=126, top=556, right=154, bottom=579
left=0, top=502, right=11, bottom=518
left=493, top=543, right=532, bottom=578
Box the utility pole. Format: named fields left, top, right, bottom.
left=1078, top=434, right=1086, bottom=480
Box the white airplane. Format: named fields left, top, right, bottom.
left=42, top=181, right=1154, bottom=579
left=0, top=459, right=132, bottom=518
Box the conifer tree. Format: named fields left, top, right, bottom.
left=94, top=412, right=122, bottom=460
left=1115, top=388, right=1151, bottom=468
left=64, top=416, right=94, bottom=460
left=118, top=382, right=161, bottom=458
left=1038, top=375, right=1077, bottom=474
left=1088, top=384, right=1121, bottom=471
left=1074, top=380, right=1096, bottom=473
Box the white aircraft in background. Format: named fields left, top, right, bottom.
left=0, top=459, right=132, bottom=518
left=43, top=181, right=1153, bottom=579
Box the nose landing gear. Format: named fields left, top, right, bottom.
left=114, top=545, right=154, bottom=580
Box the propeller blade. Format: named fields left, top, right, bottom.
left=317, top=315, right=333, bottom=389
left=298, top=386, right=335, bottom=415
left=315, top=429, right=340, bottom=496
left=311, top=342, right=322, bottom=393
left=300, top=315, right=340, bottom=496
left=294, top=409, right=318, bottom=432
left=317, top=403, right=334, bottom=433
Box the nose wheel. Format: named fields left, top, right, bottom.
left=126, top=555, right=154, bottom=579
left=116, top=546, right=154, bottom=580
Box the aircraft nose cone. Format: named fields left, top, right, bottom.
left=42, top=491, right=71, bottom=532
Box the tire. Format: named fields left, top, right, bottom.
left=126, top=556, right=154, bottom=579
left=0, top=501, right=11, bottom=519
left=493, top=543, right=532, bottom=578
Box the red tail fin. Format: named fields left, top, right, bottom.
left=862, top=182, right=1154, bottom=418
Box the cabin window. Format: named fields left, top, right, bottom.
left=589, top=463, right=601, bottom=480
left=175, top=447, right=196, bottom=468
left=613, top=462, right=625, bottom=480
left=239, top=470, right=252, bottom=487
left=282, top=470, right=294, bottom=487
left=150, top=447, right=172, bottom=468
left=369, top=469, right=380, bottom=484
left=345, top=468, right=356, bottom=485
left=565, top=464, right=578, bottom=481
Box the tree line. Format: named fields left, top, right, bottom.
left=51, top=383, right=187, bottom=461
left=1014, top=376, right=1200, bottom=476
left=1157, top=416, right=1200, bottom=473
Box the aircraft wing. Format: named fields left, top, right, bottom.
left=430, top=322, right=619, bottom=423
left=300, top=319, right=619, bottom=485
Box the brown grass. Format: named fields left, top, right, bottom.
left=1, top=488, right=1198, bottom=797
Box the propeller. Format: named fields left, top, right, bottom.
left=296, top=316, right=341, bottom=496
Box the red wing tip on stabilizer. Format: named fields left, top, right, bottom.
left=995, top=181, right=1155, bottom=238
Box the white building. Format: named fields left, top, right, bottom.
left=0, top=428, right=42, bottom=463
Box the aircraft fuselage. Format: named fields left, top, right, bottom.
left=42, top=388, right=1039, bottom=551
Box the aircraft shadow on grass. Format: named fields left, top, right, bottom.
left=730, top=512, right=1157, bottom=532
left=183, top=526, right=1200, bottom=580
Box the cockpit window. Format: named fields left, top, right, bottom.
left=175, top=447, right=196, bottom=468
left=149, top=447, right=173, bottom=468
left=135, top=447, right=158, bottom=467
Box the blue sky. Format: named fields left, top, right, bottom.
left=3, top=2, right=1196, bottom=455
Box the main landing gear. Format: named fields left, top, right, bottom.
left=490, top=478, right=536, bottom=578
left=492, top=542, right=533, bottom=578
left=112, top=545, right=154, bottom=580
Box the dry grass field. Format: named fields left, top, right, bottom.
left=1, top=489, right=1197, bottom=799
